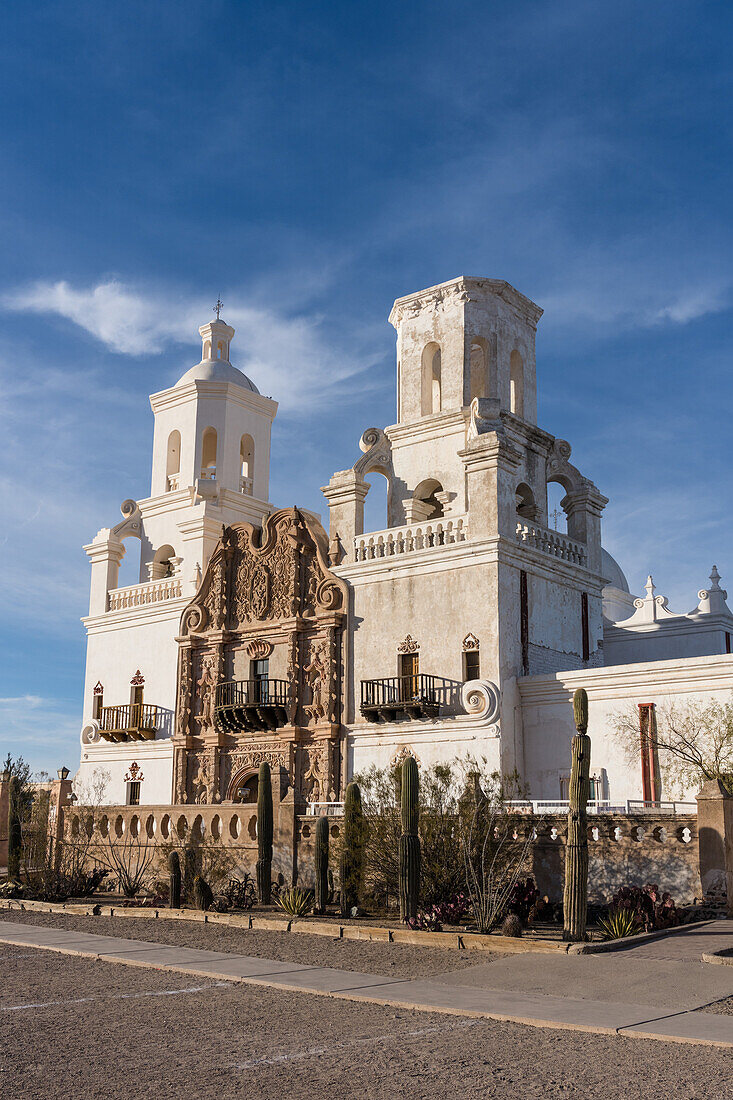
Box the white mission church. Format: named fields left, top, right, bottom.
left=75, top=277, right=733, bottom=812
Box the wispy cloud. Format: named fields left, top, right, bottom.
left=0, top=694, right=80, bottom=772
left=3, top=279, right=382, bottom=412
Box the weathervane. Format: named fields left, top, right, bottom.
left=551, top=506, right=562, bottom=531
left=213, top=297, right=223, bottom=321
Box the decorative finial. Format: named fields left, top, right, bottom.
left=644, top=575, right=655, bottom=599
left=213, top=297, right=223, bottom=321
left=710, top=565, right=722, bottom=590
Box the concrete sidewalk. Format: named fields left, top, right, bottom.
left=1, top=919, right=732, bottom=1048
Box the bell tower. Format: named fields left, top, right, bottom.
left=390, top=277, right=543, bottom=426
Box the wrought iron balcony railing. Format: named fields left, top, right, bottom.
left=98, top=703, right=158, bottom=742
left=360, top=674, right=440, bottom=721
left=215, top=679, right=290, bottom=732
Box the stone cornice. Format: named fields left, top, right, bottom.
left=82, top=597, right=189, bottom=632
left=149, top=379, right=277, bottom=418
left=385, top=408, right=468, bottom=448
left=389, top=276, right=543, bottom=329
left=518, top=653, right=733, bottom=705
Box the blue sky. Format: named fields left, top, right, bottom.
left=1, top=0, right=731, bottom=773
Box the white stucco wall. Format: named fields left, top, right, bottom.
left=519, top=654, right=733, bottom=805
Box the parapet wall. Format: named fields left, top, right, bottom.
left=530, top=813, right=699, bottom=904
left=57, top=802, right=701, bottom=905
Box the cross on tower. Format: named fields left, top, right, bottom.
left=550, top=506, right=563, bottom=531
left=213, top=298, right=224, bottom=321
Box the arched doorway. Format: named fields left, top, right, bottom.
left=228, top=769, right=259, bottom=804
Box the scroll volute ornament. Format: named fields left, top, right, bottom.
left=246, top=639, right=273, bottom=660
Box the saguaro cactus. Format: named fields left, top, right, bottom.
left=563, top=687, right=591, bottom=942
left=193, top=874, right=214, bottom=911
left=168, top=850, right=181, bottom=908
left=256, top=762, right=273, bottom=904
left=314, top=814, right=329, bottom=914
left=183, top=845, right=197, bottom=902
left=399, top=756, right=421, bottom=921
left=7, top=776, right=22, bottom=880
left=339, top=782, right=364, bottom=916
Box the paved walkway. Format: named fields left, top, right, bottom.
left=1, top=919, right=732, bottom=1047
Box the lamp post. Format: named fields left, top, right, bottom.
left=57, top=766, right=70, bottom=781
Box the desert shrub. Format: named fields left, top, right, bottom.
left=358, top=759, right=525, bottom=912
left=610, top=884, right=679, bottom=932
left=501, top=912, right=524, bottom=938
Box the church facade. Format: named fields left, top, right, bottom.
left=74, top=278, right=733, bottom=813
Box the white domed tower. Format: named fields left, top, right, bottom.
left=77, top=308, right=278, bottom=805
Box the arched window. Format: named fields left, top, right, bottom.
left=217, top=340, right=226, bottom=360
left=547, top=481, right=569, bottom=533
left=201, top=427, right=217, bottom=480
left=510, top=350, right=524, bottom=417
left=413, top=478, right=445, bottom=519
left=166, top=430, right=181, bottom=491
left=150, top=544, right=177, bottom=580
left=469, top=340, right=488, bottom=404
left=515, top=483, right=537, bottom=521
left=421, top=343, right=442, bottom=416
left=239, top=434, right=254, bottom=495
left=203, top=340, right=211, bottom=360
left=364, top=471, right=389, bottom=532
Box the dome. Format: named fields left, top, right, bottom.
left=175, top=358, right=259, bottom=392
left=601, top=548, right=630, bottom=593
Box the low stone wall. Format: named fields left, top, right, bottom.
left=57, top=801, right=701, bottom=905
left=530, top=813, right=699, bottom=905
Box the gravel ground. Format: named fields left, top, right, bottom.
left=703, top=996, right=733, bottom=1015
left=0, top=910, right=487, bottom=980
left=1, top=944, right=730, bottom=1100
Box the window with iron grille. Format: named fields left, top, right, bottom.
left=128, top=781, right=141, bottom=806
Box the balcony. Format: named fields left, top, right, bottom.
left=215, top=679, right=290, bottom=733
left=98, top=703, right=158, bottom=742
left=360, top=674, right=440, bottom=721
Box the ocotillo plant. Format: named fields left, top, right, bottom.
left=339, top=782, right=365, bottom=916
left=256, top=762, right=273, bottom=904
left=563, top=687, right=591, bottom=942
left=7, top=776, right=22, bottom=880
left=168, top=849, right=181, bottom=908
left=399, top=755, right=421, bottom=921
left=314, top=814, right=329, bottom=914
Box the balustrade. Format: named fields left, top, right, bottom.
left=107, top=577, right=183, bottom=611
left=514, top=521, right=586, bottom=565
left=354, top=516, right=467, bottom=563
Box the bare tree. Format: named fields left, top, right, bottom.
left=612, top=696, right=733, bottom=796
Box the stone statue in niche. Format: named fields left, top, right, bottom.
left=196, top=654, right=217, bottom=734
left=192, top=755, right=210, bottom=805
left=304, top=639, right=329, bottom=722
